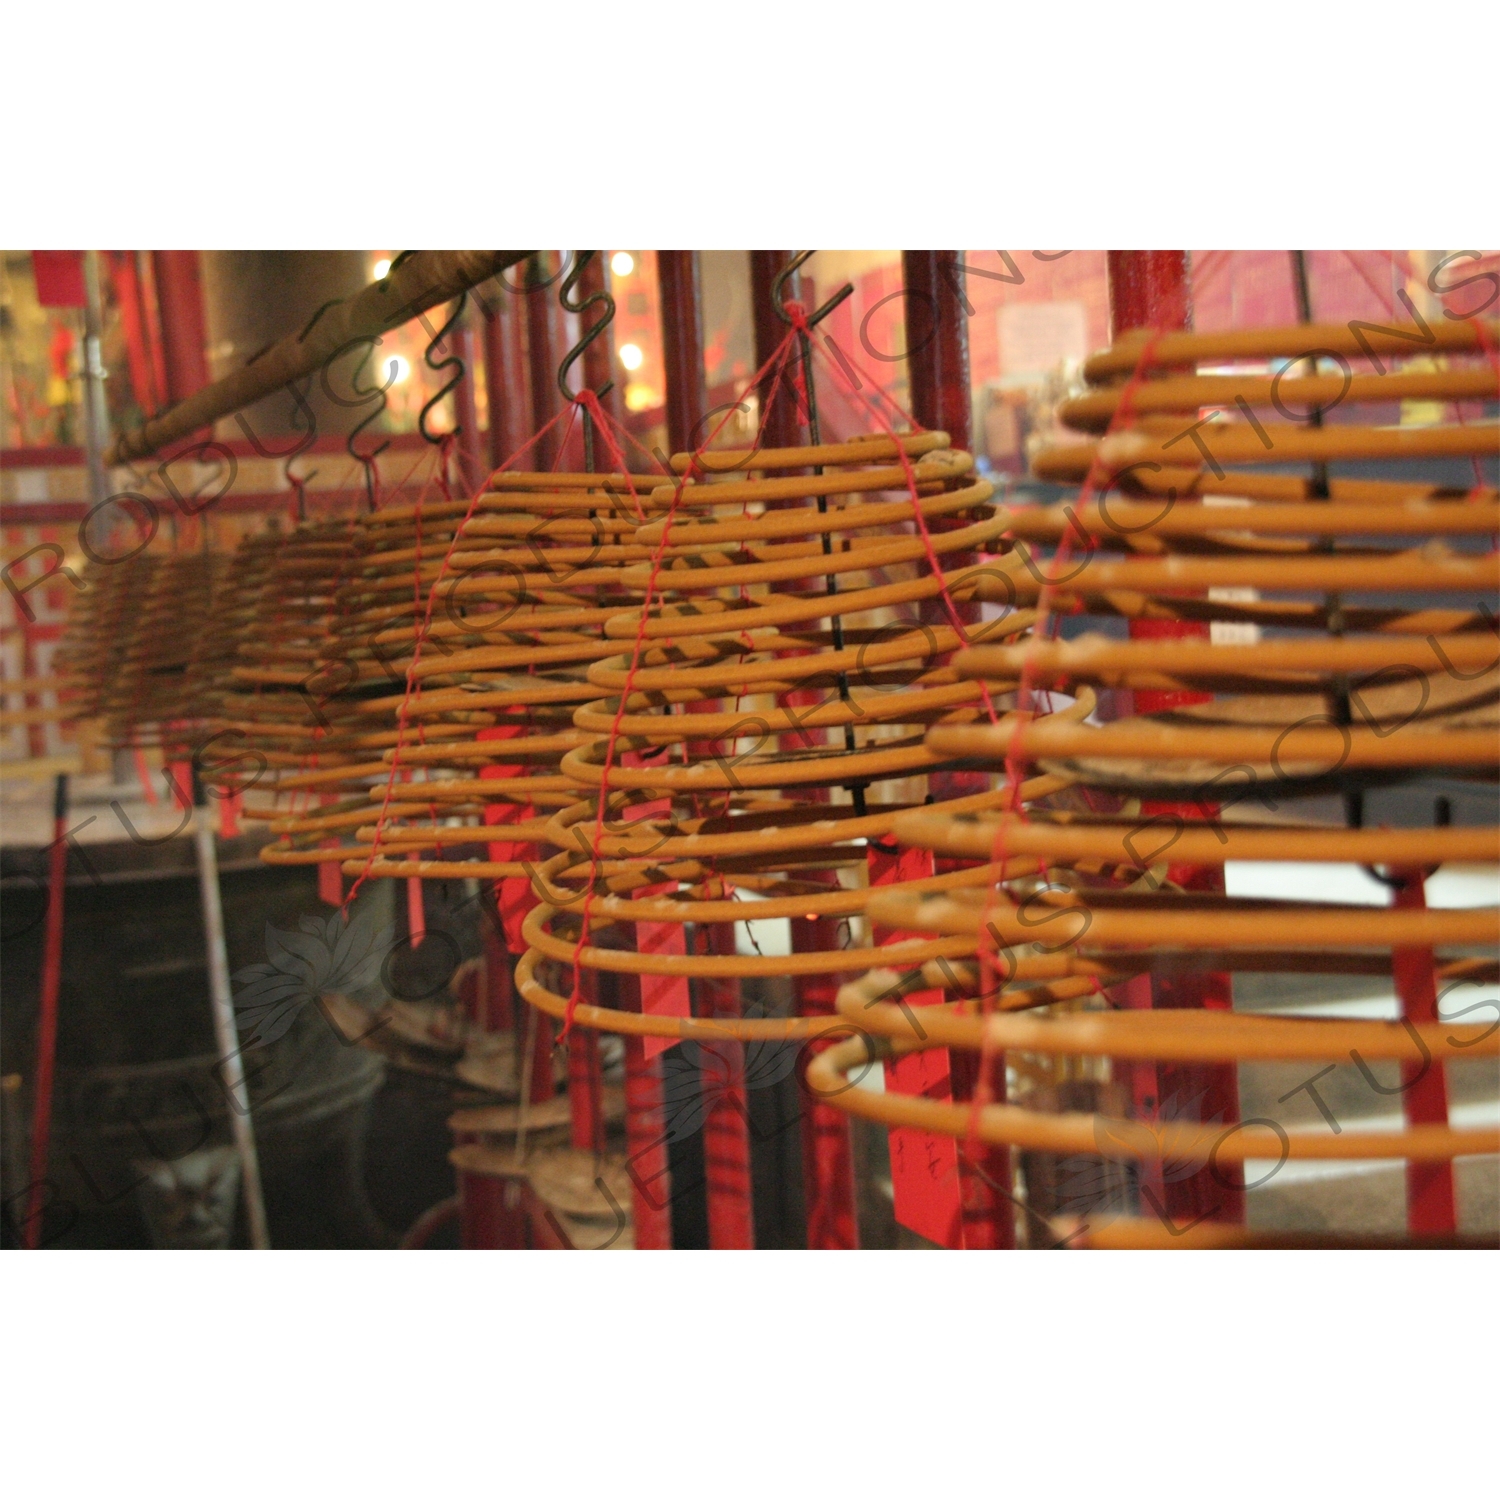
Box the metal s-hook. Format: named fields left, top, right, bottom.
left=230, top=372, right=318, bottom=522
left=771, top=251, right=855, bottom=331
left=345, top=341, right=393, bottom=512
left=233, top=374, right=317, bottom=463
left=557, top=252, right=616, bottom=403
left=418, top=291, right=468, bottom=446
left=557, top=252, right=617, bottom=473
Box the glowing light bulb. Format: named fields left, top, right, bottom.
left=373, top=258, right=392, bottom=280
left=619, top=342, right=644, bottom=371
left=611, top=251, right=635, bottom=278
left=384, top=354, right=411, bottom=386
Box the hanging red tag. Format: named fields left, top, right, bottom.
left=218, top=789, right=242, bottom=840
left=868, top=839, right=963, bottom=1249
left=317, top=792, right=343, bottom=906
left=132, top=746, right=160, bottom=805
left=32, top=251, right=86, bottom=308
left=406, top=876, right=427, bottom=948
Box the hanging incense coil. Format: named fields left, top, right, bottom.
left=811, top=319, right=1500, bottom=1243
left=505, top=432, right=1091, bottom=1047
left=302, top=470, right=663, bottom=881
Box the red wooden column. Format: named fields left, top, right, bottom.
left=450, top=306, right=487, bottom=494
left=791, top=917, right=861, bottom=1249
left=903, top=250, right=979, bottom=601
left=749, top=257, right=859, bottom=1248
left=1391, top=873, right=1456, bottom=1234
left=749, top=252, right=803, bottom=451
left=619, top=965, right=674, bottom=1249
left=482, top=289, right=530, bottom=471
left=658, top=249, right=755, bottom=1247
left=658, top=252, right=707, bottom=456
left=568, top=968, right=606, bottom=1157
left=151, top=251, right=211, bottom=403
left=1107, top=250, right=1243, bottom=1224
left=902, top=252, right=1013, bottom=1247
left=455, top=895, right=525, bottom=1249
left=902, top=251, right=972, bottom=452
left=524, top=253, right=566, bottom=470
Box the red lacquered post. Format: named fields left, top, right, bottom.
left=1391, top=872, right=1456, bottom=1234
left=902, top=250, right=972, bottom=453
left=791, top=915, right=860, bottom=1249
left=568, top=968, right=606, bottom=1156
left=151, top=251, right=211, bottom=404
left=1107, top=250, right=1242, bottom=1224
left=450, top=306, right=486, bottom=494
left=525, top=252, right=565, bottom=470
left=657, top=251, right=706, bottom=455
left=750, top=252, right=804, bottom=452
left=458, top=1172, right=528, bottom=1249
left=661, top=249, right=754, bottom=1244
left=619, top=968, right=673, bottom=1250
left=697, top=923, right=755, bottom=1249
left=482, top=289, right=529, bottom=471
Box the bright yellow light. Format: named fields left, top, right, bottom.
left=619, top=342, right=644, bottom=372
left=611, top=251, right=635, bottom=278
left=384, top=354, right=411, bottom=386
left=624, top=383, right=658, bottom=413
left=373, top=258, right=392, bottom=280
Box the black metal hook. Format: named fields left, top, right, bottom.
left=557, top=252, right=616, bottom=404
left=298, top=298, right=345, bottom=343
left=418, top=291, right=468, bottom=446
left=771, top=251, right=855, bottom=330
left=233, top=374, right=317, bottom=463
left=373, top=251, right=417, bottom=297
left=345, top=342, right=394, bottom=510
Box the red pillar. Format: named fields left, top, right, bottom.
left=792, top=916, right=861, bottom=1248
left=1106, top=250, right=1192, bottom=335
left=657, top=251, right=706, bottom=455
left=1391, top=873, right=1456, bottom=1234
left=696, top=927, right=755, bottom=1249
left=450, top=308, right=486, bottom=494
left=660, top=250, right=754, bottom=1245
left=151, top=250, right=211, bottom=403
left=1107, top=250, right=1242, bottom=1224
left=902, top=251, right=972, bottom=453
left=750, top=252, right=804, bottom=451
left=483, top=290, right=529, bottom=472
left=458, top=1172, right=527, bottom=1249
left=903, top=250, right=980, bottom=623
left=524, top=252, right=566, bottom=470
left=619, top=969, right=674, bottom=1249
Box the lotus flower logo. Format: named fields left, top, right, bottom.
left=232, top=905, right=389, bottom=1050
left=658, top=1037, right=801, bottom=1144
left=1059, top=1087, right=1227, bottom=1216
